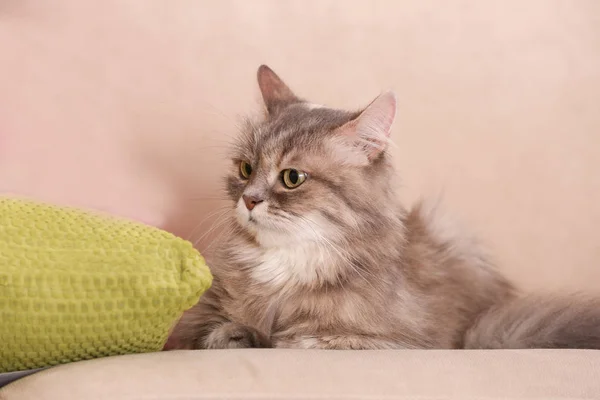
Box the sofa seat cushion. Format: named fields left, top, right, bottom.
left=1, top=349, right=599, bottom=400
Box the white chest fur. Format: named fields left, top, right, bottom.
left=251, top=243, right=336, bottom=287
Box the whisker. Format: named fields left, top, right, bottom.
left=203, top=219, right=237, bottom=252
left=187, top=206, right=230, bottom=241
left=193, top=213, right=233, bottom=249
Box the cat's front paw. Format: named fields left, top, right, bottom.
left=205, top=322, right=272, bottom=349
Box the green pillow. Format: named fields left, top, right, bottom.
left=0, top=197, right=212, bottom=373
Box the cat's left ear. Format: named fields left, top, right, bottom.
left=257, top=65, right=300, bottom=115
left=336, top=91, right=397, bottom=162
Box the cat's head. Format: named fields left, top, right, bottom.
left=226, top=65, right=398, bottom=248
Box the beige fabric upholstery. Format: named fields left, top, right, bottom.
left=2, top=350, right=600, bottom=400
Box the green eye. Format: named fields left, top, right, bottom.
left=282, top=169, right=307, bottom=189
left=240, top=161, right=252, bottom=179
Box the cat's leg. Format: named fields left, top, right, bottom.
left=275, top=335, right=403, bottom=350
left=167, top=284, right=272, bottom=349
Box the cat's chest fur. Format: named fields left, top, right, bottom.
left=249, top=242, right=339, bottom=287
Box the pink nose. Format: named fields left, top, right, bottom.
left=242, top=195, right=263, bottom=211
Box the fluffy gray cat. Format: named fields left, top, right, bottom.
left=168, top=65, right=600, bottom=350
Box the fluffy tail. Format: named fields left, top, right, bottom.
left=464, top=295, right=600, bottom=349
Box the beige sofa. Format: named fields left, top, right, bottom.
left=1, top=1, right=599, bottom=399
left=1, top=350, right=599, bottom=400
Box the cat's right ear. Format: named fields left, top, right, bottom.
left=333, top=91, right=397, bottom=164
left=257, top=65, right=300, bottom=115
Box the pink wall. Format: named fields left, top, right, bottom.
left=1, top=1, right=599, bottom=292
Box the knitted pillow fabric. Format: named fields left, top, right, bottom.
left=0, top=198, right=212, bottom=372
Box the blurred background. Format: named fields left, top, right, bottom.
left=0, top=1, right=598, bottom=292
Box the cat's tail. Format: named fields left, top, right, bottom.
left=464, top=295, right=600, bottom=349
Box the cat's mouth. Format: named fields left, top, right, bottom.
left=236, top=201, right=285, bottom=233
left=241, top=211, right=280, bottom=232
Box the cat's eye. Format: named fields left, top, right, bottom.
left=239, top=161, right=252, bottom=179
left=281, top=169, right=307, bottom=189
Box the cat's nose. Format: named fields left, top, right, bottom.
left=242, top=195, right=263, bottom=211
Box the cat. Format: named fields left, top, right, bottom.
left=167, top=65, right=600, bottom=350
